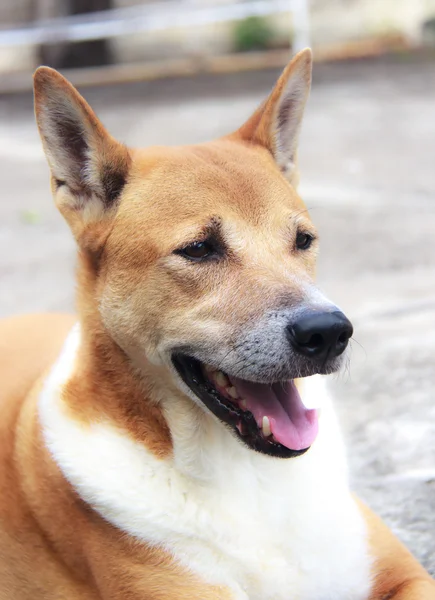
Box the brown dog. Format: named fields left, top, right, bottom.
left=0, top=49, right=433, bottom=599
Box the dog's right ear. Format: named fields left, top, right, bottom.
left=33, top=67, right=130, bottom=243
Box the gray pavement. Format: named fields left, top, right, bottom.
left=0, top=57, right=434, bottom=574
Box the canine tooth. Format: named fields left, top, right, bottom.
left=227, top=386, right=239, bottom=399
left=239, top=399, right=248, bottom=410
left=262, top=416, right=271, bottom=437
left=215, top=371, right=229, bottom=387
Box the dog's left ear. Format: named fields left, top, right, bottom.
left=235, top=48, right=312, bottom=184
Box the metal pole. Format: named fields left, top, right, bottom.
left=292, top=0, right=310, bottom=52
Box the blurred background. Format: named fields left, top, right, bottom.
left=0, top=0, right=434, bottom=575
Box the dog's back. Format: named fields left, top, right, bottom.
left=0, top=315, right=78, bottom=597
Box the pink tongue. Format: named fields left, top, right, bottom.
left=228, top=377, right=318, bottom=451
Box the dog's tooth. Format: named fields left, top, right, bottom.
left=239, top=398, right=248, bottom=410
left=227, top=386, right=239, bottom=399
left=262, top=416, right=271, bottom=437
left=215, top=371, right=229, bottom=387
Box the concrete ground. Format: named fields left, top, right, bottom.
left=0, top=57, right=434, bottom=574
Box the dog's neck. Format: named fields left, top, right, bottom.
left=61, top=314, right=174, bottom=460
left=40, top=321, right=349, bottom=488
left=52, top=319, right=277, bottom=483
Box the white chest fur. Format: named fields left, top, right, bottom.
left=39, top=327, right=372, bottom=600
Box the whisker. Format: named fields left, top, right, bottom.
left=350, top=337, right=367, bottom=360
left=218, top=344, right=239, bottom=368
left=291, top=205, right=321, bottom=220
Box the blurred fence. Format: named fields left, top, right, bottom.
left=0, top=0, right=308, bottom=51
left=0, top=0, right=433, bottom=93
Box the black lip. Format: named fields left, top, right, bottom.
left=172, top=354, right=309, bottom=459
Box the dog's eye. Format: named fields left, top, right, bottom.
left=176, top=241, right=214, bottom=261
left=295, top=232, right=313, bottom=250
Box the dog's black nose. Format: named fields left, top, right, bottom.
left=288, top=310, right=353, bottom=360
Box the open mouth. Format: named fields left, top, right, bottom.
left=172, top=355, right=318, bottom=458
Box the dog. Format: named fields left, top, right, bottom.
left=0, top=49, right=433, bottom=599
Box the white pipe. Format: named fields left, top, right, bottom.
left=292, top=0, right=310, bottom=52
left=0, top=0, right=299, bottom=47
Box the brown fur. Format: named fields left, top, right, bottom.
left=0, top=50, right=433, bottom=598
left=356, top=500, right=435, bottom=599
left=0, top=315, right=230, bottom=599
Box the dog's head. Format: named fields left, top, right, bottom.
left=34, top=50, right=352, bottom=459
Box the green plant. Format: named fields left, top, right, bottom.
left=233, top=16, right=273, bottom=53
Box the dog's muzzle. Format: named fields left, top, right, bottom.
left=171, top=305, right=353, bottom=459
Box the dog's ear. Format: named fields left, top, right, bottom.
left=33, top=67, right=130, bottom=243
left=235, top=48, right=312, bottom=184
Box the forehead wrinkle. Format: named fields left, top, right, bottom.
left=126, top=142, right=306, bottom=232
left=189, top=142, right=285, bottom=222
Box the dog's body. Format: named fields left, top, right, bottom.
left=0, top=50, right=434, bottom=599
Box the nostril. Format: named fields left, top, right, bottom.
left=338, top=331, right=350, bottom=345
left=302, top=332, right=324, bottom=351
